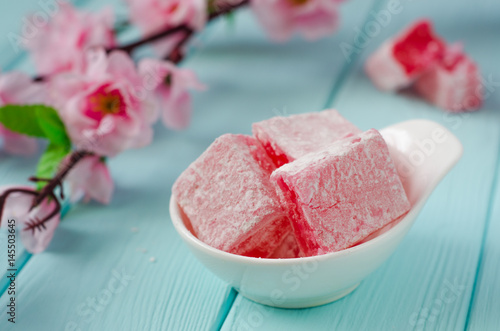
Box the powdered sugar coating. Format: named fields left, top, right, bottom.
left=172, top=134, right=289, bottom=257
left=365, top=41, right=410, bottom=91
left=365, top=20, right=445, bottom=91
left=415, top=44, right=482, bottom=112
left=252, top=109, right=361, bottom=167
left=269, top=231, right=303, bottom=259
left=271, top=129, right=411, bottom=256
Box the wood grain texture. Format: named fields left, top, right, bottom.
left=221, top=0, right=500, bottom=330
left=466, top=156, right=500, bottom=331
left=0, top=1, right=377, bottom=330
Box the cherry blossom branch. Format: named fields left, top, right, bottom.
left=115, top=25, right=191, bottom=54
left=13, top=1, right=250, bottom=231
left=24, top=191, right=60, bottom=233
left=116, top=0, right=250, bottom=55
left=33, top=0, right=249, bottom=81
left=166, top=0, right=250, bottom=63
left=165, top=29, right=195, bottom=63
left=0, top=150, right=92, bottom=231
left=209, top=0, right=249, bottom=20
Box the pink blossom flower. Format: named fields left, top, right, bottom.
left=251, top=0, right=345, bottom=41
left=125, top=0, right=207, bottom=56
left=66, top=155, right=114, bottom=204
left=0, top=71, right=44, bottom=155
left=49, top=49, right=158, bottom=157
left=0, top=186, right=60, bottom=253
left=139, top=58, right=205, bottom=130
left=24, top=3, right=116, bottom=76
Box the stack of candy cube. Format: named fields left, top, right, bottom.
left=173, top=110, right=411, bottom=258
left=365, top=19, right=482, bottom=112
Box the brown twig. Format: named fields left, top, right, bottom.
left=115, top=25, right=192, bottom=54
left=166, top=30, right=195, bottom=64
left=209, top=0, right=249, bottom=20
left=30, top=150, right=92, bottom=210
left=24, top=191, right=61, bottom=233
left=0, top=187, right=62, bottom=233
left=0, top=150, right=91, bottom=231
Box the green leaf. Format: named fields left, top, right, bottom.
left=0, top=105, right=46, bottom=137
left=0, top=104, right=71, bottom=147
left=224, top=12, right=236, bottom=28
left=35, top=143, right=71, bottom=190
left=36, top=105, right=71, bottom=146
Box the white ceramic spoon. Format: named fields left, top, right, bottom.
left=170, top=119, right=463, bottom=308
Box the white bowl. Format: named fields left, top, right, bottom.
left=170, top=120, right=463, bottom=308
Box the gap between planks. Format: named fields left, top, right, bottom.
left=464, top=132, right=500, bottom=330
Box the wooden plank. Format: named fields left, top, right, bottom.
left=0, top=2, right=375, bottom=329
left=466, top=157, right=500, bottom=330
left=221, top=0, right=500, bottom=330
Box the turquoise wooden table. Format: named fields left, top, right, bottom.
left=1, top=0, right=499, bottom=330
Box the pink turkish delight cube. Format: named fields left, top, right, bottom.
left=365, top=20, right=445, bottom=91
left=252, top=109, right=361, bottom=167
left=271, top=129, right=411, bottom=256
left=415, top=43, right=482, bottom=112
left=172, top=134, right=291, bottom=258
left=269, top=231, right=303, bottom=259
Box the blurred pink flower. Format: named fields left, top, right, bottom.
left=251, top=0, right=345, bottom=41
left=139, top=58, right=205, bottom=130
left=66, top=155, right=114, bottom=204
left=125, top=0, right=207, bottom=56
left=0, top=71, right=44, bottom=155
left=0, top=186, right=60, bottom=253
left=49, top=49, right=158, bottom=157
left=24, top=3, right=116, bottom=76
